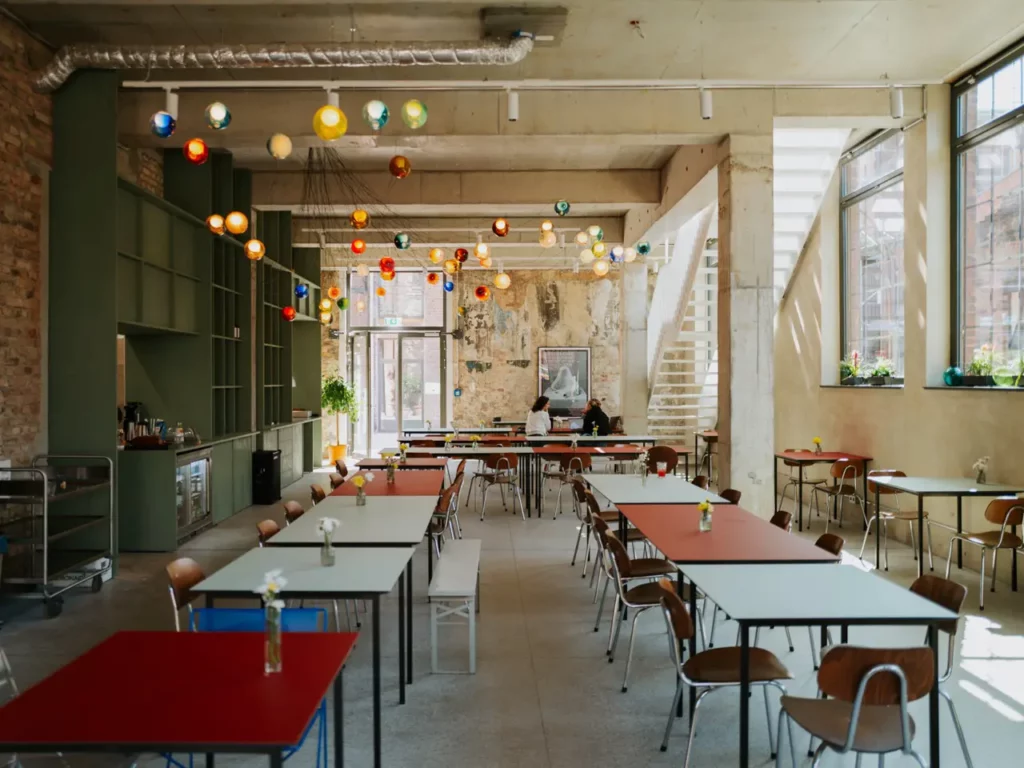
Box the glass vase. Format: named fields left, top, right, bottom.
left=699, top=510, right=713, bottom=532
left=265, top=603, right=283, bottom=674
left=387, top=465, right=396, bottom=484
left=320, top=533, right=335, bottom=566
left=976, top=469, right=986, bottom=485
left=641, top=470, right=648, bottom=487
left=814, top=444, right=823, bottom=455
left=356, top=488, right=367, bottom=506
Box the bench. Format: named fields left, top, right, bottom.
left=428, top=538, right=481, bottom=674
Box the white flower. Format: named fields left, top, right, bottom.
left=268, top=599, right=285, bottom=610
left=973, top=456, right=990, bottom=472
left=255, top=569, right=288, bottom=599
left=364, top=471, right=376, bottom=483
left=318, top=517, right=341, bottom=534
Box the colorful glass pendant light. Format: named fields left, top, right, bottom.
left=401, top=99, right=428, bottom=129
left=319, top=298, right=332, bottom=312
left=267, top=133, right=292, bottom=159
left=592, top=241, right=608, bottom=259
left=636, top=241, right=652, bottom=256
left=183, top=138, right=209, bottom=165
left=225, top=211, right=248, bottom=235
left=394, top=232, right=411, bottom=250
left=587, top=225, right=604, bottom=241
left=351, top=239, right=366, bottom=255
left=282, top=306, right=297, bottom=321
left=349, top=209, right=370, bottom=229
left=327, top=286, right=342, bottom=301
left=205, top=101, right=231, bottom=130
left=380, top=270, right=395, bottom=282
left=492, top=218, right=510, bottom=237
left=443, top=259, right=459, bottom=275
left=363, top=100, right=389, bottom=131
left=593, top=258, right=611, bottom=277
left=539, top=231, right=557, bottom=249
left=150, top=111, right=176, bottom=138
left=443, top=280, right=455, bottom=293
left=389, top=155, right=412, bottom=179
left=554, top=200, right=571, bottom=216
left=319, top=310, right=332, bottom=325
left=339, top=297, right=350, bottom=310
left=356, top=264, right=370, bottom=277
left=428, top=247, right=445, bottom=264
left=426, top=272, right=441, bottom=286
left=474, top=285, right=491, bottom=301
left=473, top=242, right=489, bottom=260
left=574, top=231, right=589, bottom=247
left=376, top=286, right=387, bottom=297
left=244, top=239, right=265, bottom=261
left=579, top=248, right=595, bottom=264
left=206, top=214, right=225, bottom=235
left=313, top=93, right=347, bottom=141
left=356, top=299, right=366, bottom=311
left=494, top=271, right=511, bottom=290
left=379, top=256, right=395, bottom=272
left=610, top=245, right=625, bottom=263
left=479, top=254, right=493, bottom=268
left=540, top=220, right=554, bottom=233
left=454, top=248, right=469, bottom=263
left=295, top=284, right=309, bottom=299
left=624, top=246, right=638, bottom=263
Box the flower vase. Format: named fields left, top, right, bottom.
left=813, top=445, right=823, bottom=455
left=264, top=603, right=283, bottom=674
left=641, top=470, right=648, bottom=487
left=400, top=450, right=407, bottom=462
left=387, top=465, right=396, bottom=484
left=975, top=469, right=986, bottom=485
left=320, top=533, right=336, bottom=567
left=472, top=442, right=479, bottom=452
left=356, top=488, right=367, bottom=506
left=699, top=509, right=713, bottom=532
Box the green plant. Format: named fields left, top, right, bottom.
left=965, top=344, right=996, bottom=376
left=322, top=376, right=359, bottom=422
left=868, top=357, right=895, bottom=378
left=839, top=350, right=862, bottom=380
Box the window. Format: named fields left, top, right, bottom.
left=954, top=40, right=1024, bottom=379
left=348, top=270, right=445, bottom=328
left=841, top=131, right=906, bottom=378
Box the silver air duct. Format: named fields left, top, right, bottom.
left=34, top=33, right=535, bottom=93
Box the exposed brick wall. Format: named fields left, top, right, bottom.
left=117, top=145, right=163, bottom=197
left=0, top=17, right=51, bottom=465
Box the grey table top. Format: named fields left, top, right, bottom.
left=193, top=546, right=415, bottom=597
left=267, top=495, right=437, bottom=547
left=524, top=434, right=658, bottom=443
left=586, top=474, right=727, bottom=505
left=386, top=445, right=535, bottom=455
left=681, top=563, right=957, bottom=625
left=869, top=475, right=1024, bottom=497
left=402, top=427, right=516, bottom=434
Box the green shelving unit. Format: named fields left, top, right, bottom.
left=211, top=236, right=249, bottom=438
left=258, top=260, right=292, bottom=427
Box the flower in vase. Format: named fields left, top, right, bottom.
left=445, top=434, right=455, bottom=443
left=470, top=435, right=482, bottom=442
left=255, top=569, right=288, bottom=602
left=697, top=499, right=714, bottom=514
left=399, top=443, right=409, bottom=451
left=318, top=517, right=341, bottom=535
left=812, top=437, right=822, bottom=446
left=351, top=475, right=366, bottom=488
left=267, top=599, right=285, bottom=611
left=363, top=472, right=376, bottom=483
left=972, top=456, right=990, bottom=473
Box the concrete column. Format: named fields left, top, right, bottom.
left=923, top=85, right=952, bottom=385
left=620, top=262, right=649, bottom=434
left=717, top=135, right=775, bottom=517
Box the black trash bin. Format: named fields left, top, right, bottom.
left=252, top=449, right=282, bottom=504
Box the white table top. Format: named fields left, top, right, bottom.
left=586, top=474, right=727, bottom=505
left=524, top=434, right=658, bottom=443
left=267, top=495, right=437, bottom=547
left=682, top=563, right=957, bottom=625
left=402, top=427, right=516, bottom=434
left=869, top=475, right=1024, bottom=496
left=193, top=546, right=414, bottom=597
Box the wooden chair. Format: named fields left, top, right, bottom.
left=428, top=479, right=463, bottom=560
left=778, top=645, right=935, bottom=766
left=692, top=475, right=709, bottom=490
left=589, top=508, right=651, bottom=605
left=571, top=479, right=614, bottom=573
left=859, top=469, right=934, bottom=572
left=720, top=488, right=742, bottom=504
left=944, top=496, right=1024, bottom=610
left=256, top=519, right=280, bottom=547
left=329, top=472, right=345, bottom=490
left=310, top=484, right=327, bottom=505
left=815, top=533, right=845, bottom=557
left=334, top=459, right=348, bottom=477
left=658, top=584, right=793, bottom=762
left=645, top=445, right=679, bottom=475
left=544, top=453, right=591, bottom=516
left=770, top=510, right=792, bottom=531
left=283, top=500, right=305, bottom=525
left=477, top=454, right=525, bottom=520
left=810, top=458, right=865, bottom=532
left=165, top=557, right=205, bottom=632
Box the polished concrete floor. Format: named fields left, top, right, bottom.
left=1, top=466, right=1023, bottom=767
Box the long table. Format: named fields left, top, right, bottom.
left=331, top=468, right=444, bottom=497
left=357, top=457, right=449, bottom=471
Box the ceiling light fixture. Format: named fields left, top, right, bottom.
left=889, top=85, right=904, bottom=119
left=507, top=88, right=519, bottom=122
left=699, top=87, right=712, bottom=120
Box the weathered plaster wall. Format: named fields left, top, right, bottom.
left=453, top=270, right=621, bottom=426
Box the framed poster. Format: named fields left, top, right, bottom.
left=538, top=346, right=591, bottom=417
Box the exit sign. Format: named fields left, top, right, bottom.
left=382, top=317, right=402, bottom=326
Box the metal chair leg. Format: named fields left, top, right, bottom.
left=594, top=576, right=611, bottom=631
left=682, top=689, right=709, bottom=768
left=782, top=627, right=794, bottom=652
left=980, top=548, right=987, bottom=610
left=941, top=687, right=974, bottom=768
left=607, top=596, right=622, bottom=656
left=621, top=609, right=644, bottom=691
left=990, top=548, right=999, bottom=594
left=570, top=521, right=586, bottom=566
left=909, top=521, right=918, bottom=562
left=926, top=521, right=934, bottom=570
left=660, top=678, right=685, bottom=751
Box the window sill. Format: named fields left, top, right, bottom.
left=924, top=385, right=1024, bottom=392
left=821, top=384, right=904, bottom=390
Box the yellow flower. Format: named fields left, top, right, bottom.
left=380, top=450, right=396, bottom=458
left=697, top=500, right=713, bottom=513
left=470, top=434, right=481, bottom=442
left=399, top=443, right=409, bottom=451
left=812, top=437, right=822, bottom=445
left=445, top=434, right=455, bottom=442
left=351, top=475, right=365, bottom=488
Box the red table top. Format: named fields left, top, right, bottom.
left=531, top=445, right=644, bottom=456
left=776, top=450, right=872, bottom=464
left=331, top=469, right=444, bottom=496
left=618, top=504, right=841, bottom=565
left=357, top=457, right=449, bottom=470
left=0, top=631, right=356, bottom=750
left=408, top=434, right=526, bottom=444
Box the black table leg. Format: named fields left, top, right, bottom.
left=687, top=577, right=697, bottom=721
left=928, top=624, right=941, bottom=767
left=685, top=453, right=690, bottom=481
left=820, top=625, right=827, bottom=660
left=333, top=669, right=344, bottom=768
left=398, top=568, right=406, bottom=702
left=773, top=456, right=778, bottom=512
left=269, top=750, right=282, bottom=768
left=406, top=560, right=414, bottom=684
left=917, top=495, right=925, bottom=578
left=206, top=754, right=214, bottom=768
left=957, top=496, right=963, bottom=569
left=797, top=464, right=804, bottom=531
left=739, top=623, right=750, bottom=768
left=372, top=595, right=381, bottom=768
left=875, top=483, right=881, bottom=570
left=427, top=534, right=433, bottom=583
left=840, top=624, right=848, bottom=644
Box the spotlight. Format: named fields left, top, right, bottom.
left=699, top=87, right=713, bottom=121
left=507, top=89, right=519, bottom=122
left=889, top=86, right=904, bottom=120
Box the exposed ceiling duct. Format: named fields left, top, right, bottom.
left=33, top=33, right=535, bottom=93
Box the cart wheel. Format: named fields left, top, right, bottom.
left=91, top=575, right=103, bottom=593
left=45, top=597, right=64, bottom=618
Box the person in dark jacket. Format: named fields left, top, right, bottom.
left=581, top=398, right=610, bottom=436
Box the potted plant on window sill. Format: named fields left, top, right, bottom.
left=839, top=351, right=863, bottom=386
left=991, top=357, right=1024, bottom=388
left=962, top=344, right=996, bottom=387
left=322, top=375, right=359, bottom=463
left=865, top=357, right=896, bottom=386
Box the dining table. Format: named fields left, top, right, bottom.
left=773, top=449, right=873, bottom=531
left=331, top=468, right=445, bottom=497
left=357, top=457, right=450, bottom=471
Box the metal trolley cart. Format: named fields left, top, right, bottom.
left=0, top=455, right=114, bottom=618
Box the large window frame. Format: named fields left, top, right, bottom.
left=839, top=129, right=906, bottom=383
left=952, top=38, right=1024, bottom=383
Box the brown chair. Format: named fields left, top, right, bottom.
left=909, top=575, right=972, bottom=765
left=777, top=447, right=828, bottom=512
left=283, top=500, right=305, bottom=525
left=256, top=519, right=280, bottom=546
left=334, top=459, right=348, bottom=477
left=860, top=469, right=934, bottom=573
left=770, top=510, right=793, bottom=531
left=692, top=475, right=709, bottom=490
left=571, top=479, right=617, bottom=573
left=329, top=472, right=345, bottom=490
left=428, top=479, right=463, bottom=560
left=944, top=496, right=1024, bottom=610
left=814, top=533, right=845, bottom=557
left=477, top=453, right=525, bottom=520
left=720, top=488, right=742, bottom=505
left=658, top=584, right=793, bottom=761
left=589, top=509, right=655, bottom=611
left=645, top=445, right=679, bottom=476
left=778, top=645, right=935, bottom=766
left=810, top=458, right=865, bottom=532
left=544, top=453, right=592, bottom=516
left=310, top=484, right=327, bottom=505
left=410, top=439, right=436, bottom=447
left=165, top=557, right=205, bottom=632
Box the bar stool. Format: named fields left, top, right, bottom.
left=694, top=431, right=718, bottom=486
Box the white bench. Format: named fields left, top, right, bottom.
left=428, top=538, right=481, bottom=674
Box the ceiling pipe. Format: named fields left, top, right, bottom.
left=33, top=33, right=535, bottom=93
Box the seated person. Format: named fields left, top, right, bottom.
left=580, top=398, right=610, bottom=436
left=525, top=395, right=551, bottom=436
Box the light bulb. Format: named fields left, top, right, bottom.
left=244, top=239, right=265, bottom=261
left=225, top=211, right=248, bottom=235
left=624, top=247, right=637, bottom=263
left=474, top=242, right=489, bottom=259
left=579, top=248, right=595, bottom=264
left=539, top=231, right=557, bottom=248
left=540, top=220, right=554, bottom=232
left=494, top=272, right=511, bottom=290
left=574, top=231, right=589, bottom=247
left=206, top=214, right=225, bottom=235
left=593, top=258, right=610, bottom=277
left=592, top=241, right=608, bottom=259
left=428, top=248, right=445, bottom=264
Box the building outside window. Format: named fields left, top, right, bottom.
left=841, top=131, right=906, bottom=379
left=954, top=43, right=1024, bottom=382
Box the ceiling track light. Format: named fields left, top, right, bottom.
left=327, top=88, right=340, bottom=109
left=507, top=88, right=519, bottom=122
left=889, top=85, right=904, bottom=120
left=164, top=87, right=179, bottom=119
left=699, top=87, right=712, bottom=120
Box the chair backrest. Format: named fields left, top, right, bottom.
left=283, top=500, right=305, bottom=524
left=984, top=497, right=1024, bottom=528
left=600, top=528, right=632, bottom=579
left=329, top=472, right=345, bottom=489
left=609, top=415, right=623, bottom=433
left=455, top=459, right=467, bottom=475
left=166, top=557, right=205, bottom=611
left=867, top=468, right=906, bottom=495
left=334, top=459, right=348, bottom=477
left=496, top=453, right=519, bottom=470
left=256, top=519, right=280, bottom=546
left=310, top=484, right=327, bottom=504
left=646, top=445, right=679, bottom=474
left=410, top=439, right=435, bottom=447
left=691, top=475, right=709, bottom=490
left=193, top=607, right=327, bottom=633
left=814, top=533, right=844, bottom=556
left=831, top=457, right=864, bottom=481
left=782, top=448, right=810, bottom=468
left=571, top=477, right=588, bottom=505
left=658, top=582, right=695, bottom=642
left=817, top=645, right=935, bottom=705
left=770, top=510, right=792, bottom=531
left=583, top=489, right=605, bottom=525
left=909, top=574, right=966, bottom=636
left=719, top=488, right=742, bottom=504
left=435, top=483, right=459, bottom=516
left=560, top=454, right=592, bottom=472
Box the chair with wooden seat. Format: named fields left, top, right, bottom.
left=720, top=488, right=742, bottom=504
left=696, top=431, right=718, bottom=486
left=283, top=500, right=305, bottom=525
left=543, top=453, right=591, bottom=516
left=692, top=475, right=709, bottom=490
left=944, top=496, right=1024, bottom=610
left=478, top=453, right=525, bottom=520
left=334, top=459, right=348, bottom=478
left=859, top=469, right=934, bottom=572
left=776, top=645, right=935, bottom=767
left=659, top=583, right=793, bottom=762
left=256, top=519, right=280, bottom=547
left=590, top=512, right=656, bottom=614
left=770, top=510, right=792, bottom=531
left=165, top=557, right=205, bottom=632
left=428, top=477, right=464, bottom=560
left=777, top=447, right=828, bottom=513
left=810, top=458, right=865, bottom=532
left=328, top=472, right=345, bottom=490
left=310, top=484, right=326, bottom=505
left=645, top=445, right=679, bottom=476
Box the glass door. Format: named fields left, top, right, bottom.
left=348, top=333, right=369, bottom=458
left=399, top=335, right=443, bottom=431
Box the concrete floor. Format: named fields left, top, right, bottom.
left=1, top=466, right=1023, bottom=767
